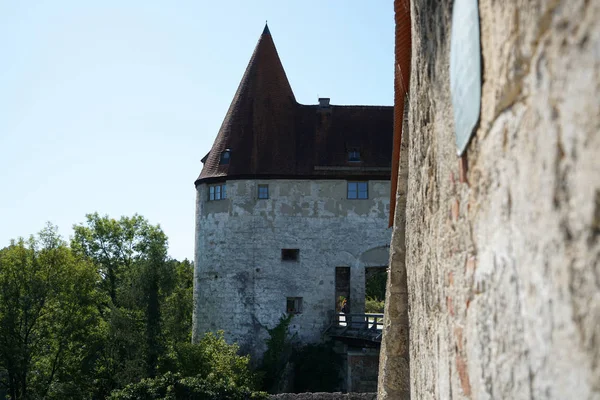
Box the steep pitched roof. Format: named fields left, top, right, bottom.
left=197, top=24, right=296, bottom=182
left=196, top=25, right=393, bottom=185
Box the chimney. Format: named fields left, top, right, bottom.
left=318, top=97, right=330, bottom=108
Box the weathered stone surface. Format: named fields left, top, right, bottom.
left=390, top=0, right=600, bottom=399
left=193, top=179, right=391, bottom=358
left=348, top=350, right=380, bottom=393
left=270, top=393, right=376, bottom=400
left=378, top=99, right=410, bottom=400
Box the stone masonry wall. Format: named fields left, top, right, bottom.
left=378, top=102, right=410, bottom=399
left=348, top=350, right=380, bottom=393
left=391, top=0, right=600, bottom=399
left=193, top=179, right=391, bottom=358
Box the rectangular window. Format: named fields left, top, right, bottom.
left=281, top=249, right=299, bottom=261
left=286, top=297, right=303, bottom=314
left=348, top=149, right=361, bottom=162
left=208, top=184, right=227, bottom=201
left=258, top=184, right=269, bottom=199
left=219, top=149, right=231, bottom=165
left=347, top=182, right=368, bottom=199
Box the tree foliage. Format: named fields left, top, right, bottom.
left=109, top=331, right=265, bottom=400
left=161, top=259, right=193, bottom=345
left=365, top=269, right=387, bottom=302
left=108, top=372, right=267, bottom=400
left=0, top=214, right=258, bottom=400
left=0, top=224, right=103, bottom=399
left=71, top=213, right=181, bottom=394
left=365, top=297, right=385, bottom=313
left=259, top=314, right=296, bottom=393
left=167, top=331, right=257, bottom=388
left=258, top=317, right=344, bottom=394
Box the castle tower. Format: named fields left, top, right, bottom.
left=193, top=25, right=394, bottom=357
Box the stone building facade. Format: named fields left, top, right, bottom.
left=379, top=0, right=600, bottom=399
left=192, top=25, right=393, bottom=357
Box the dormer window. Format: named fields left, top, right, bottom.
left=220, top=149, right=231, bottom=165
left=348, top=148, right=361, bottom=162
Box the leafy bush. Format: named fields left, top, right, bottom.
left=259, top=317, right=344, bottom=393
left=108, top=372, right=268, bottom=400
left=259, top=314, right=295, bottom=392
left=365, top=297, right=385, bottom=313
left=164, top=331, right=257, bottom=388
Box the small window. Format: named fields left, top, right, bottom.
left=286, top=297, right=303, bottom=314
left=347, top=182, right=368, bottom=199
left=348, top=149, right=361, bottom=162
left=208, top=184, right=227, bottom=201
left=219, top=149, right=231, bottom=165
left=258, top=184, right=269, bottom=199
left=281, top=249, right=299, bottom=261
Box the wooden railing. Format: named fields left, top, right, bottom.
left=332, top=313, right=384, bottom=331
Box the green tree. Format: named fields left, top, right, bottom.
left=161, top=259, right=193, bottom=345
left=72, top=213, right=173, bottom=393
left=108, top=372, right=268, bottom=400
left=365, top=269, right=387, bottom=302
left=110, top=332, right=264, bottom=400
left=72, top=213, right=150, bottom=307
left=0, top=215, right=245, bottom=399
left=0, top=224, right=102, bottom=399
left=168, top=331, right=256, bottom=388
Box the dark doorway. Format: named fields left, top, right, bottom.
left=335, top=266, right=350, bottom=312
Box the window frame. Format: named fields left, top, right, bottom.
left=348, top=149, right=361, bottom=162
left=208, top=183, right=227, bottom=201
left=219, top=149, right=231, bottom=165
left=258, top=184, right=269, bottom=199
left=347, top=181, right=368, bottom=199
left=286, top=297, right=303, bottom=314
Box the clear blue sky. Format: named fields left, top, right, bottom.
left=0, top=1, right=394, bottom=261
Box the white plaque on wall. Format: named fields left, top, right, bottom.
left=450, top=0, right=481, bottom=156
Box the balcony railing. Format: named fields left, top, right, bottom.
left=332, top=313, right=384, bottom=331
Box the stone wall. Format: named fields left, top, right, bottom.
left=348, top=349, right=380, bottom=393
left=383, top=0, right=600, bottom=399
left=193, top=179, right=391, bottom=357
left=378, top=98, right=410, bottom=399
